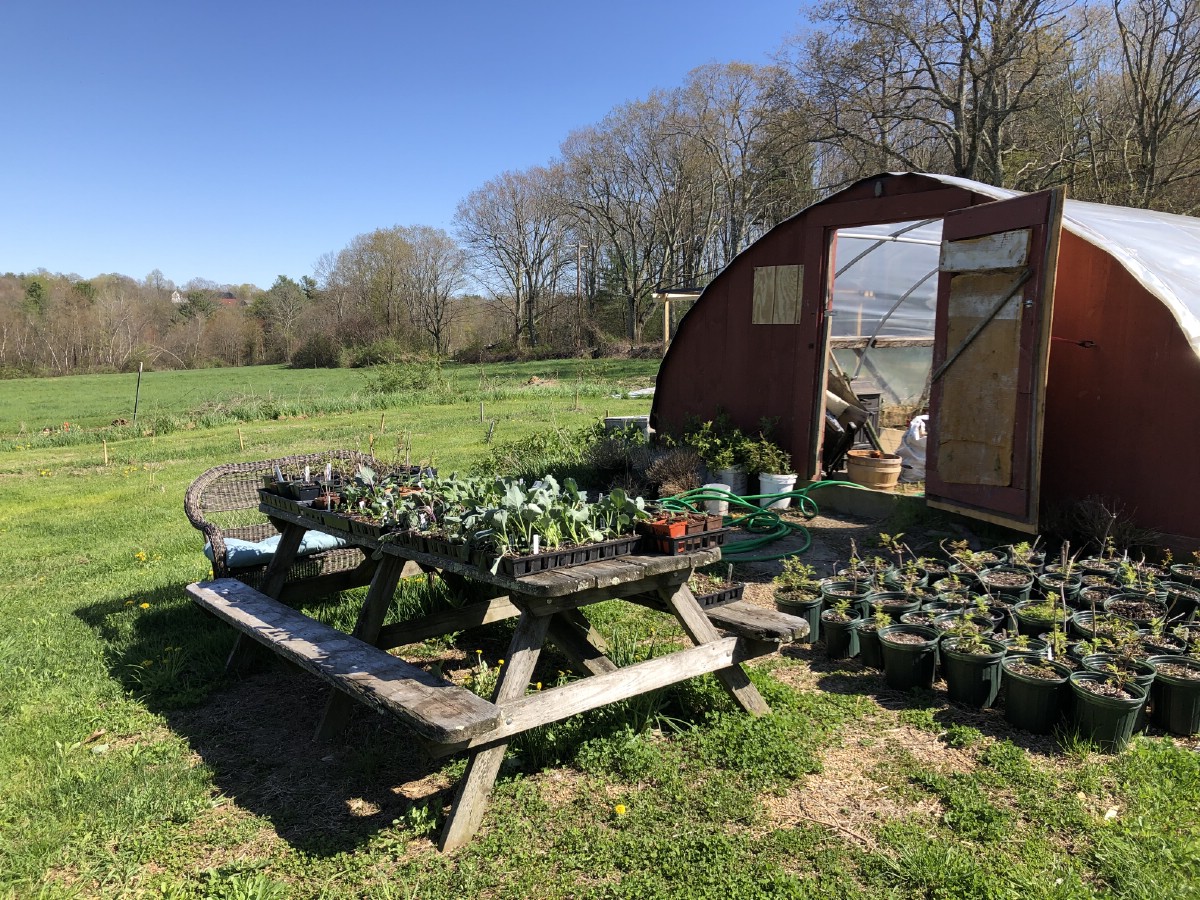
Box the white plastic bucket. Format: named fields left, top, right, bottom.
left=758, top=473, right=799, bottom=509
left=703, top=483, right=731, bottom=516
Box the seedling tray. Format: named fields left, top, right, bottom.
left=499, top=535, right=642, bottom=578
left=693, top=581, right=745, bottom=609
left=644, top=528, right=729, bottom=556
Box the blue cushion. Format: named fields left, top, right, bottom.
left=204, top=531, right=349, bottom=568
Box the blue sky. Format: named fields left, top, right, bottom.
left=1, top=1, right=805, bottom=289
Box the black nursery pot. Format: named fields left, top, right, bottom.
left=858, top=625, right=884, bottom=669
left=1145, top=655, right=1200, bottom=736
left=1069, top=672, right=1148, bottom=752
left=878, top=624, right=940, bottom=691
left=1001, top=657, right=1072, bottom=734
left=775, top=592, right=822, bottom=645
left=821, top=609, right=862, bottom=660
left=941, top=637, right=1006, bottom=708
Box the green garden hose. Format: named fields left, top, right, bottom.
left=659, top=480, right=866, bottom=562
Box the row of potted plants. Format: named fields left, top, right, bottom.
left=771, top=541, right=1200, bottom=750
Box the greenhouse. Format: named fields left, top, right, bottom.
left=653, top=172, right=1200, bottom=548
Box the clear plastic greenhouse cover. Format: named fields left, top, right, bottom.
left=927, top=175, right=1200, bottom=358
left=831, top=220, right=941, bottom=339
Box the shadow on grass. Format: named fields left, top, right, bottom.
left=74, top=583, right=462, bottom=855
left=782, top=640, right=1075, bottom=759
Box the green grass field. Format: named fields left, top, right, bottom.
left=1, top=361, right=1198, bottom=899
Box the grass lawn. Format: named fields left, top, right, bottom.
left=1, top=361, right=1198, bottom=899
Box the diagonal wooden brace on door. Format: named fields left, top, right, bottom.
left=931, top=268, right=1032, bottom=384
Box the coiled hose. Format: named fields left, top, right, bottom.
left=658, top=480, right=865, bottom=562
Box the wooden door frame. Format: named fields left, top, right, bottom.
left=925, top=188, right=1065, bottom=531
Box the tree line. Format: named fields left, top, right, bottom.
left=3, top=0, right=1197, bottom=376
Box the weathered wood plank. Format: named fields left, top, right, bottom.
left=188, top=579, right=501, bottom=744
left=439, top=612, right=551, bottom=852
left=432, top=637, right=750, bottom=756
left=546, top=609, right=618, bottom=676
left=752, top=266, right=777, bottom=324
left=377, top=596, right=524, bottom=649
left=828, top=336, right=935, bottom=350
left=940, top=228, right=1030, bottom=271
left=703, top=601, right=810, bottom=643
left=660, top=583, right=770, bottom=716
left=772, top=264, right=803, bottom=324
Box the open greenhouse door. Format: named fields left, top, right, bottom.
left=925, top=188, right=1064, bottom=532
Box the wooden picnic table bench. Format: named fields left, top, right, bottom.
left=186, top=497, right=808, bottom=851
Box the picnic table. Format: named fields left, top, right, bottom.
left=186, top=498, right=808, bottom=851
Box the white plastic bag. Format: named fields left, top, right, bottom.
left=896, top=415, right=928, bottom=482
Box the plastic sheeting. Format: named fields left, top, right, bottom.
left=831, top=220, right=940, bottom=338
left=831, top=220, right=941, bottom=405
left=921, top=174, right=1200, bottom=358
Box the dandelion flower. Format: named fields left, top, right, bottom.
left=139, top=602, right=150, bottom=609
left=614, top=804, right=627, bottom=816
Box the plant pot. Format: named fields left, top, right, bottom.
left=867, top=590, right=922, bottom=619
left=1160, top=581, right=1200, bottom=621
left=884, top=565, right=930, bottom=590
left=1037, top=572, right=1083, bottom=604
left=1001, top=636, right=1050, bottom=657
left=821, top=610, right=861, bottom=660
left=1103, top=594, right=1168, bottom=629
left=758, top=472, right=799, bottom=509
left=716, top=466, right=748, bottom=497
left=941, top=637, right=1006, bottom=708
left=1168, top=564, right=1200, bottom=587
left=844, top=450, right=902, bottom=490
left=932, top=612, right=995, bottom=635
left=1001, top=657, right=1073, bottom=734
left=1013, top=600, right=1069, bottom=637
left=1069, top=671, right=1148, bottom=752
left=1144, top=655, right=1200, bottom=736
left=1069, top=610, right=1137, bottom=641
left=1080, top=654, right=1157, bottom=693
left=858, top=624, right=884, bottom=669
left=878, top=624, right=940, bottom=691
left=775, top=591, right=822, bottom=644
left=978, top=566, right=1034, bottom=603
left=820, top=579, right=874, bottom=619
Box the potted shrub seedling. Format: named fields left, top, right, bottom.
left=740, top=434, right=797, bottom=509
left=1069, top=665, right=1149, bottom=751
left=1001, top=654, right=1074, bottom=734
left=773, top=558, right=824, bottom=643
left=857, top=608, right=892, bottom=669
left=820, top=598, right=862, bottom=660
left=940, top=625, right=1007, bottom=708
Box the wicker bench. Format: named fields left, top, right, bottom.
left=184, top=450, right=381, bottom=603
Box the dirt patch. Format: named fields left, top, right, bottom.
left=764, top=734, right=942, bottom=850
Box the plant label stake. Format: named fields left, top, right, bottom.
left=532, top=534, right=540, bottom=554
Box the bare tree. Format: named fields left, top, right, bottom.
left=400, top=225, right=469, bottom=355
left=454, top=166, right=570, bottom=348
left=790, top=0, right=1080, bottom=187
left=562, top=93, right=708, bottom=343
left=1108, top=0, right=1200, bottom=210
